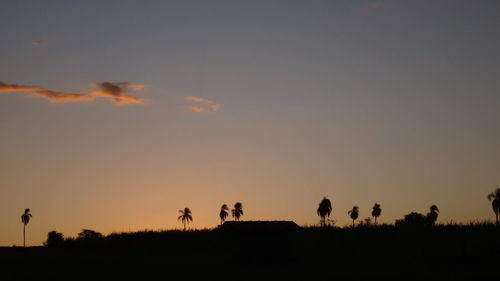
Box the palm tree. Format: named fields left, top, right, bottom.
left=426, top=205, right=439, bottom=225
left=219, top=204, right=229, bottom=225
left=178, top=208, right=193, bottom=231
left=317, top=197, right=332, bottom=227
left=348, top=206, right=359, bottom=227
left=231, top=202, right=243, bottom=221
left=487, top=188, right=500, bottom=224
left=21, top=208, right=32, bottom=247
left=371, top=203, right=382, bottom=224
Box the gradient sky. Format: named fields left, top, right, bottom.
left=1, top=0, right=499, bottom=246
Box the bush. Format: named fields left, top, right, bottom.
left=77, top=229, right=103, bottom=240
left=395, top=212, right=430, bottom=227
left=44, top=231, right=64, bottom=248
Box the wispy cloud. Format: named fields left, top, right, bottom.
left=0, top=82, right=39, bottom=93
left=0, top=81, right=144, bottom=105
left=88, top=82, right=144, bottom=104
left=185, top=96, right=220, bottom=112
left=29, top=89, right=94, bottom=103
left=32, top=40, right=47, bottom=46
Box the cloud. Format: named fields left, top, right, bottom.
left=29, top=89, right=94, bottom=103
left=88, top=82, right=144, bottom=104
left=0, top=81, right=39, bottom=93
left=185, top=96, right=220, bottom=112
left=0, top=81, right=144, bottom=105
left=190, top=106, right=206, bottom=112
left=1, top=81, right=93, bottom=103
left=127, top=84, right=145, bottom=91
left=32, top=41, right=47, bottom=46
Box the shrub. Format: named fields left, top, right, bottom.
left=44, top=231, right=64, bottom=248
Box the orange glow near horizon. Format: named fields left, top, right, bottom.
left=1, top=1, right=500, bottom=247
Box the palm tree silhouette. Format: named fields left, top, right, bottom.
left=487, top=188, right=500, bottom=224
left=178, top=208, right=193, bottom=231
left=21, top=208, right=32, bottom=247
left=371, top=203, right=382, bottom=224
left=348, top=206, right=359, bottom=227
left=317, top=197, right=332, bottom=227
left=426, top=205, right=439, bottom=225
left=219, top=204, right=229, bottom=225
left=231, top=202, right=243, bottom=221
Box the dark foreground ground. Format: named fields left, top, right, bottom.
left=2, top=224, right=499, bottom=280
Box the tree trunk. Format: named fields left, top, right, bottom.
left=183, top=221, right=186, bottom=231
left=23, top=224, right=26, bottom=247
left=496, top=213, right=498, bottom=225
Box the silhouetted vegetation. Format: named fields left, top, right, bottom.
left=7, top=191, right=500, bottom=279
left=395, top=205, right=440, bottom=228
left=219, top=204, right=229, bottom=225
left=219, top=221, right=300, bottom=232
left=371, top=203, right=381, bottom=224
left=3, top=222, right=499, bottom=279
left=426, top=204, right=439, bottom=225
left=44, top=231, right=64, bottom=248
left=231, top=202, right=243, bottom=221
left=488, top=188, right=500, bottom=224
left=77, top=229, right=103, bottom=240
left=348, top=206, right=359, bottom=227
left=20, top=208, right=32, bottom=247
left=317, top=197, right=332, bottom=227
left=395, top=212, right=428, bottom=227
left=178, top=208, right=193, bottom=230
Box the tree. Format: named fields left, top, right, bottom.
left=231, top=202, right=244, bottom=221
left=45, top=231, right=64, bottom=248
left=178, top=208, right=193, bottom=230
left=395, top=206, right=439, bottom=228
left=21, top=208, right=32, bottom=247
left=77, top=229, right=103, bottom=240
left=348, top=206, right=359, bottom=227
left=219, top=204, right=229, bottom=225
left=371, top=203, right=382, bottom=224
left=426, top=205, right=439, bottom=225
left=487, top=188, right=500, bottom=224
left=395, top=212, right=428, bottom=227
left=317, top=197, right=332, bottom=227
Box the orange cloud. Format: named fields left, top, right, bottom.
left=1, top=81, right=92, bottom=103
left=127, top=84, right=145, bottom=91
left=190, top=106, right=205, bottom=112
left=0, top=81, right=144, bottom=105
left=185, top=96, right=220, bottom=112
left=29, top=89, right=94, bottom=103
left=185, top=96, right=205, bottom=102
left=88, top=82, right=144, bottom=104
left=0, top=82, right=39, bottom=93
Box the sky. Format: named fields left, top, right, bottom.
left=1, top=0, right=499, bottom=246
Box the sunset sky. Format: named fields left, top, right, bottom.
left=1, top=0, right=499, bottom=246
